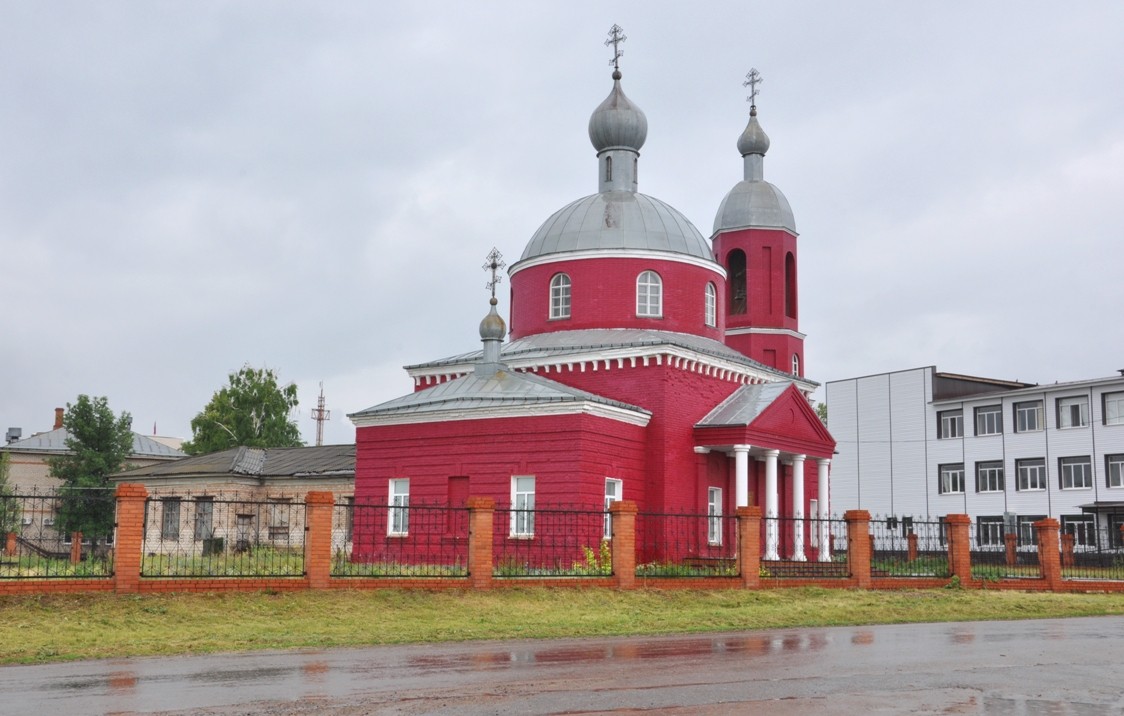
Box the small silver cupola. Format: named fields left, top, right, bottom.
left=738, top=68, right=770, bottom=181
left=588, top=25, right=646, bottom=193
left=476, top=249, right=507, bottom=376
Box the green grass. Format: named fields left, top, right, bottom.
left=3, top=587, right=1124, bottom=665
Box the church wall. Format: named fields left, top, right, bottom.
left=509, top=257, right=725, bottom=341
left=713, top=227, right=799, bottom=333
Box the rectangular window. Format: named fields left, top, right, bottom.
left=161, top=498, right=181, bottom=540
left=1014, top=400, right=1043, bottom=432
left=937, top=410, right=963, bottom=439
left=938, top=464, right=964, bottom=494
left=1106, top=454, right=1124, bottom=488
left=193, top=497, right=214, bottom=541
left=1059, top=456, right=1092, bottom=490
left=974, top=405, right=1003, bottom=436
left=604, top=478, right=622, bottom=539
left=975, top=461, right=1004, bottom=493
left=388, top=479, right=410, bottom=535
left=976, top=516, right=1004, bottom=546
left=511, top=476, right=535, bottom=537
left=707, top=487, right=723, bottom=545
left=1105, top=392, right=1124, bottom=426
left=1017, top=515, right=1046, bottom=546
left=1057, top=396, right=1089, bottom=429
left=1061, top=515, right=1096, bottom=547
left=1016, top=458, right=1047, bottom=491
left=268, top=498, right=292, bottom=541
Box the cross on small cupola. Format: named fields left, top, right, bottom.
left=744, top=68, right=763, bottom=114
left=483, top=247, right=506, bottom=300
left=605, top=24, right=626, bottom=77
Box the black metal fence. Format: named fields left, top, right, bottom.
left=761, top=516, right=850, bottom=578
left=492, top=505, right=610, bottom=577
left=1061, top=526, right=1124, bottom=581
left=635, top=511, right=738, bottom=577
left=870, top=517, right=949, bottom=578
left=0, top=489, right=115, bottom=579
left=969, top=525, right=1040, bottom=581
left=140, top=494, right=305, bottom=577
left=334, top=501, right=469, bottom=577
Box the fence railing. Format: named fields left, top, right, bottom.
left=635, top=511, right=738, bottom=577
left=140, top=494, right=306, bottom=577
left=1060, top=527, right=1124, bottom=581
left=760, top=516, right=850, bottom=578
left=0, top=489, right=115, bottom=579
left=870, top=518, right=949, bottom=578
left=492, top=506, right=610, bottom=577
left=334, top=501, right=469, bottom=577
left=969, top=528, right=1041, bottom=581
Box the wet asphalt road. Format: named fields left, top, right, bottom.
left=2, top=616, right=1123, bottom=715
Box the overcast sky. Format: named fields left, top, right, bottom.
left=2, top=2, right=1122, bottom=448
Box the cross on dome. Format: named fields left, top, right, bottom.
left=482, top=247, right=506, bottom=300
left=744, top=68, right=763, bottom=112
left=605, top=24, right=626, bottom=76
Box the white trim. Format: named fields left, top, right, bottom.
left=509, top=249, right=727, bottom=279
left=725, top=326, right=807, bottom=340
left=352, top=400, right=652, bottom=428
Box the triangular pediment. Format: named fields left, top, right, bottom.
left=694, top=382, right=834, bottom=458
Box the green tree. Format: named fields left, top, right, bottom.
left=0, top=453, right=21, bottom=535
left=182, top=365, right=303, bottom=455
left=815, top=402, right=828, bottom=425
left=48, top=395, right=134, bottom=545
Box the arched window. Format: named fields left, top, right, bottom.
left=549, top=273, right=571, bottom=319
left=636, top=271, right=662, bottom=317
left=791, top=353, right=800, bottom=377
left=785, top=251, right=797, bottom=319
left=727, top=249, right=747, bottom=315
left=704, top=282, right=717, bottom=327
left=605, top=156, right=612, bottom=182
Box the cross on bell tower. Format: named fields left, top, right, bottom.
left=744, top=68, right=763, bottom=112
left=605, top=24, right=626, bottom=73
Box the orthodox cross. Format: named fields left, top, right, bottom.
left=605, top=24, right=626, bottom=70
left=744, top=68, right=763, bottom=109
left=483, top=247, right=506, bottom=299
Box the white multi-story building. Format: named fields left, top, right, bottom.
left=826, top=367, right=1124, bottom=547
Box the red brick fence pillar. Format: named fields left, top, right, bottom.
left=304, top=491, right=335, bottom=589
left=113, top=484, right=148, bottom=594
left=737, top=506, right=762, bottom=589
left=945, top=514, right=972, bottom=585
left=845, top=510, right=871, bottom=588
left=610, top=500, right=637, bottom=589
left=467, top=497, right=495, bottom=590
left=1035, top=518, right=1062, bottom=590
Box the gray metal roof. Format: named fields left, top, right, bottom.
left=713, top=179, right=795, bottom=235
left=518, top=191, right=714, bottom=263
left=112, top=444, right=354, bottom=480
left=351, top=368, right=649, bottom=419
left=695, top=381, right=792, bottom=427
left=1, top=428, right=186, bottom=459
left=588, top=77, right=647, bottom=152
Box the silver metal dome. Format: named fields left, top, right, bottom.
left=713, top=180, right=795, bottom=234
left=736, top=111, right=770, bottom=156
left=520, top=191, right=712, bottom=262
left=588, top=74, right=648, bottom=152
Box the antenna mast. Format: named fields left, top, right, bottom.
left=311, top=382, right=331, bottom=446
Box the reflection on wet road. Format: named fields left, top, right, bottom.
left=2, top=616, right=1123, bottom=715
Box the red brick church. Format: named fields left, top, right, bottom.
left=350, top=38, right=834, bottom=561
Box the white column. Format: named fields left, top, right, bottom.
left=764, top=449, right=780, bottom=560
left=817, top=458, right=831, bottom=563
left=733, top=445, right=751, bottom=508
left=791, top=454, right=806, bottom=561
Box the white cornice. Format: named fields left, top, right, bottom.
left=509, top=249, right=726, bottom=279
left=725, top=326, right=806, bottom=340
left=351, top=401, right=652, bottom=428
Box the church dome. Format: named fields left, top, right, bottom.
left=588, top=70, right=648, bottom=152
left=713, top=107, right=796, bottom=235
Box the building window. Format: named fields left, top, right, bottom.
left=1017, top=515, right=1046, bottom=546
left=791, top=353, right=800, bottom=377
left=976, top=516, right=1004, bottom=546
left=975, top=405, right=1003, bottom=436
left=937, top=410, right=963, bottom=439
left=389, top=479, right=409, bottom=535
left=1061, top=515, right=1096, bottom=547
left=938, top=464, right=964, bottom=494
left=704, top=282, right=716, bottom=327
left=707, top=487, right=723, bottom=545
left=193, top=497, right=214, bottom=541
left=268, top=498, right=292, bottom=541
left=636, top=271, right=662, bottom=317
left=161, top=499, right=181, bottom=540
left=1057, top=396, right=1089, bottom=429
left=604, top=156, right=612, bottom=181
left=511, top=476, right=535, bottom=537
left=1059, top=456, right=1092, bottom=490
left=784, top=251, right=797, bottom=319
left=604, top=478, right=622, bottom=539
left=727, top=250, right=747, bottom=315
left=549, top=273, right=571, bottom=319
left=1106, top=454, right=1124, bottom=488
left=1016, top=458, right=1047, bottom=491
left=975, top=461, right=1004, bottom=493
left=1104, top=392, right=1124, bottom=425
left=1014, top=400, right=1043, bottom=432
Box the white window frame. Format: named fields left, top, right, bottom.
left=937, top=410, right=963, bottom=439
left=938, top=464, right=964, bottom=494
left=1016, top=458, right=1047, bottom=491
left=549, top=273, right=571, bottom=320
left=161, top=498, right=181, bottom=540
left=975, top=405, right=1003, bottom=436
left=976, top=516, right=1004, bottom=547
left=388, top=479, right=410, bottom=535
left=707, top=487, right=723, bottom=546
left=1014, top=400, right=1043, bottom=433
left=636, top=271, right=662, bottom=317
left=975, top=461, right=1004, bottom=493
left=1058, top=456, right=1092, bottom=490
left=1017, top=515, right=1046, bottom=546
left=791, top=353, right=800, bottom=377
left=1057, top=396, right=1089, bottom=429
left=1061, top=514, right=1096, bottom=547
left=1104, top=392, right=1124, bottom=426
left=1107, top=454, right=1124, bottom=488
left=603, top=478, right=622, bottom=539
left=511, top=476, right=535, bottom=537
left=704, top=282, right=716, bottom=327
